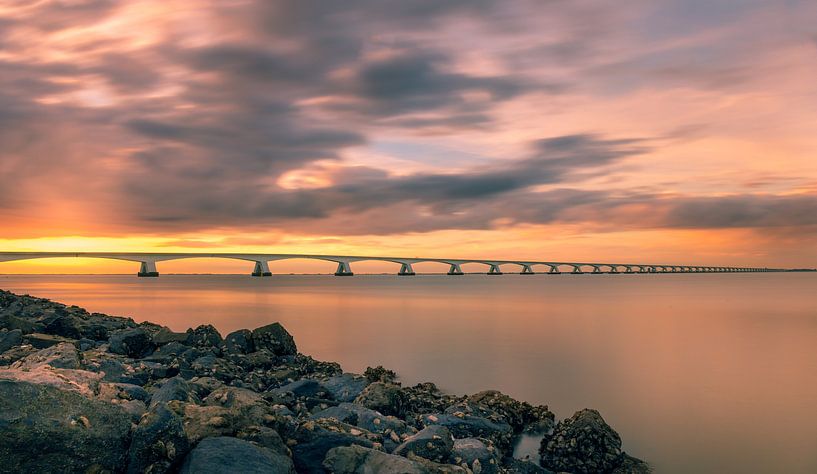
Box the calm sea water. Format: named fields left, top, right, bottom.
left=1, top=273, right=815, bottom=473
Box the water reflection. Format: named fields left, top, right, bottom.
left=1, top=273, right=816, bottom=473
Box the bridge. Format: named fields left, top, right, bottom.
left=0, top=252, right=784, bottom=277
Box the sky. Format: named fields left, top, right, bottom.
left=1, top=0, right=816, bottom=273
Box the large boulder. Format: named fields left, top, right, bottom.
left=224, top=329, right=255, bottom=354
left=127, top=403, right=191, bottom=474
left=323, top=445, right=467, bottom=474
left=354, top=382, right=406, bottom=417
left=150, top=376, right=198, bottom=408
left=467, top=390, right=555, bottom=433
left=311, top=402, right=416, bottom=451
left=179, top=436, right=295, bottom=474
left=186, top=324, right=223, bottom=349
left=450, top=438, right=501, bottom=474
left=252, top=322, right=297, bottom=356
left=0, top=328, right=23, bottom=353
left=13, top=341, right=81, bottom=369
left=291, top=428, right=376, bottom=473
left=393, top=425, right=454, bottom=463
left=109, top=327, right=154, bottom=358
left=420, top=413, right=513, bottom=453
left=539, top=409, right=628, bottom=474
left=321, top=373, right=370, bottom=402
left=0, top=380, right=132, bottom=473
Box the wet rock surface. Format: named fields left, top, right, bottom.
left=0, top=289, right=649, bottom=473
left=540, top=409, right=651, bottom=474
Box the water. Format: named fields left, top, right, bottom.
left=1, top=273, right=815, bottom=473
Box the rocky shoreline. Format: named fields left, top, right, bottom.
left=0, top=289, right=650, bottom=473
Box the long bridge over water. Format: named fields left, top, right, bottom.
left=0, top=252, right=784, bottom=277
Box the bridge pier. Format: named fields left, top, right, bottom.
left=251, top=261, right=272, bottom=277
left=398, top=263, right=416, bottom=276
left=447, top=263, right=464, bottom=275
left=520, top=264, right=535, bottom=275
left=571, top=265, right=584, bottom=274
left=334, top=261, right=354, bottom=276
left=591, top=265, right=603, bottom=274
left=547, top=265, right=561, bottom=274
left=138, top=261, right=159, bottom=277
left=487, top=264, right=503, bottom=275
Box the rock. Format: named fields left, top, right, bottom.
left=354, top=382, right=406, bottom=417
left=41, top=312, right=84, bottom=339
left=13, top=342, right=81, bottom=369
left=252, top=322, right=297, bottom=356
left=23, top=332, right=75, bottom=349
left=150, top=376, right=198, bottom=408
left=186, top=324, right=223, bottom=349
left=179, top=436, right=295, bottom=474
left=98, top=382, right=151, bottom=402
left=402, top=382, right=465, bottom=418
left=539, top=408, right=624, bottom=474
left=188, top=376, right=225, bottom=398
left=468, top=390, right=555, bottom=433
left=393, top=425, right=454, bottom=463
left=504, top=458, right=554, bottom=473
left=275, top=379, right=331, bottom=399
left=174, top=398, right=285, bottom=445
left=205, top=386, right=266, bottom=409
left=321, top=373, right=370, bottom=402
left=236, top=425, right=291, bottom=456
left=152, top=327, right=190, bottom=346
left=323, top=445, right=467, bottom=474
left=0, top=364, right=103, bottom=398
left=420, top=413, right=513, bottom=453
left=611, top=453, right=652, bottom=473
left=363, top=365, right=397, bottom=383
left=224, top=329, right=255, bottom=354
left=109, top=328, right=154, bottom=358
left=0, top=328, right=23, bottom=353
left=0, top=312, right=41, bottom=333
left=311, top=402, right=416, bottom=451
left=450, top=438, right=500, bottom=474
left=127, top=403, right=191, bottom=474
left=291, top=423, right=377, bottom=473
left=0, top=380, right=132, bottom=473
left=118, top=399, right=149, bottom=422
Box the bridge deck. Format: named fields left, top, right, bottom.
left=0, top=252, right=783, bottom=276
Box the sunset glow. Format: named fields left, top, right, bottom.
left=2, top=0, right=816, bottom=272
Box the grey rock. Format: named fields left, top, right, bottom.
left=18, top=342, right=83, bottom=370
left=393, top=424, right=454, bottom=463
left=0, top=380, right=132, bottom=473
left=275, top=379, right=330, bottom=399
left=109, top=328, right=154, bottom=358
left=322, top=373, right=370, bottom=402
left=252, top=322, right=297, bottom=356
left=0, top=328, right=23, bottom=353
left=224, top=329, right=254, bottom=354
left=311, top=402, right=415, bottom=451
left=23, top=332, right=75, bottom=348
left=127, top=403, right=191, bottom=474
left=152, top=327, right=190, bottom=346
left=539, top=408, right=624, bottom=474
left=450, top=438, right=500, bottom=474
left=421, top=413, right=513, bottom=453
left=324, top=445, right=467, bottom=474
left=180, top=436, right=295, bottom=474
left=292, top=431, right=375, bottom=473
left=354, top=382, right=406, bottom=417
left=504, top=458, right=554, bottom=473
left=186, top=324, right=223, bottom=349
left=150, top=376, right=198, bottom=408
